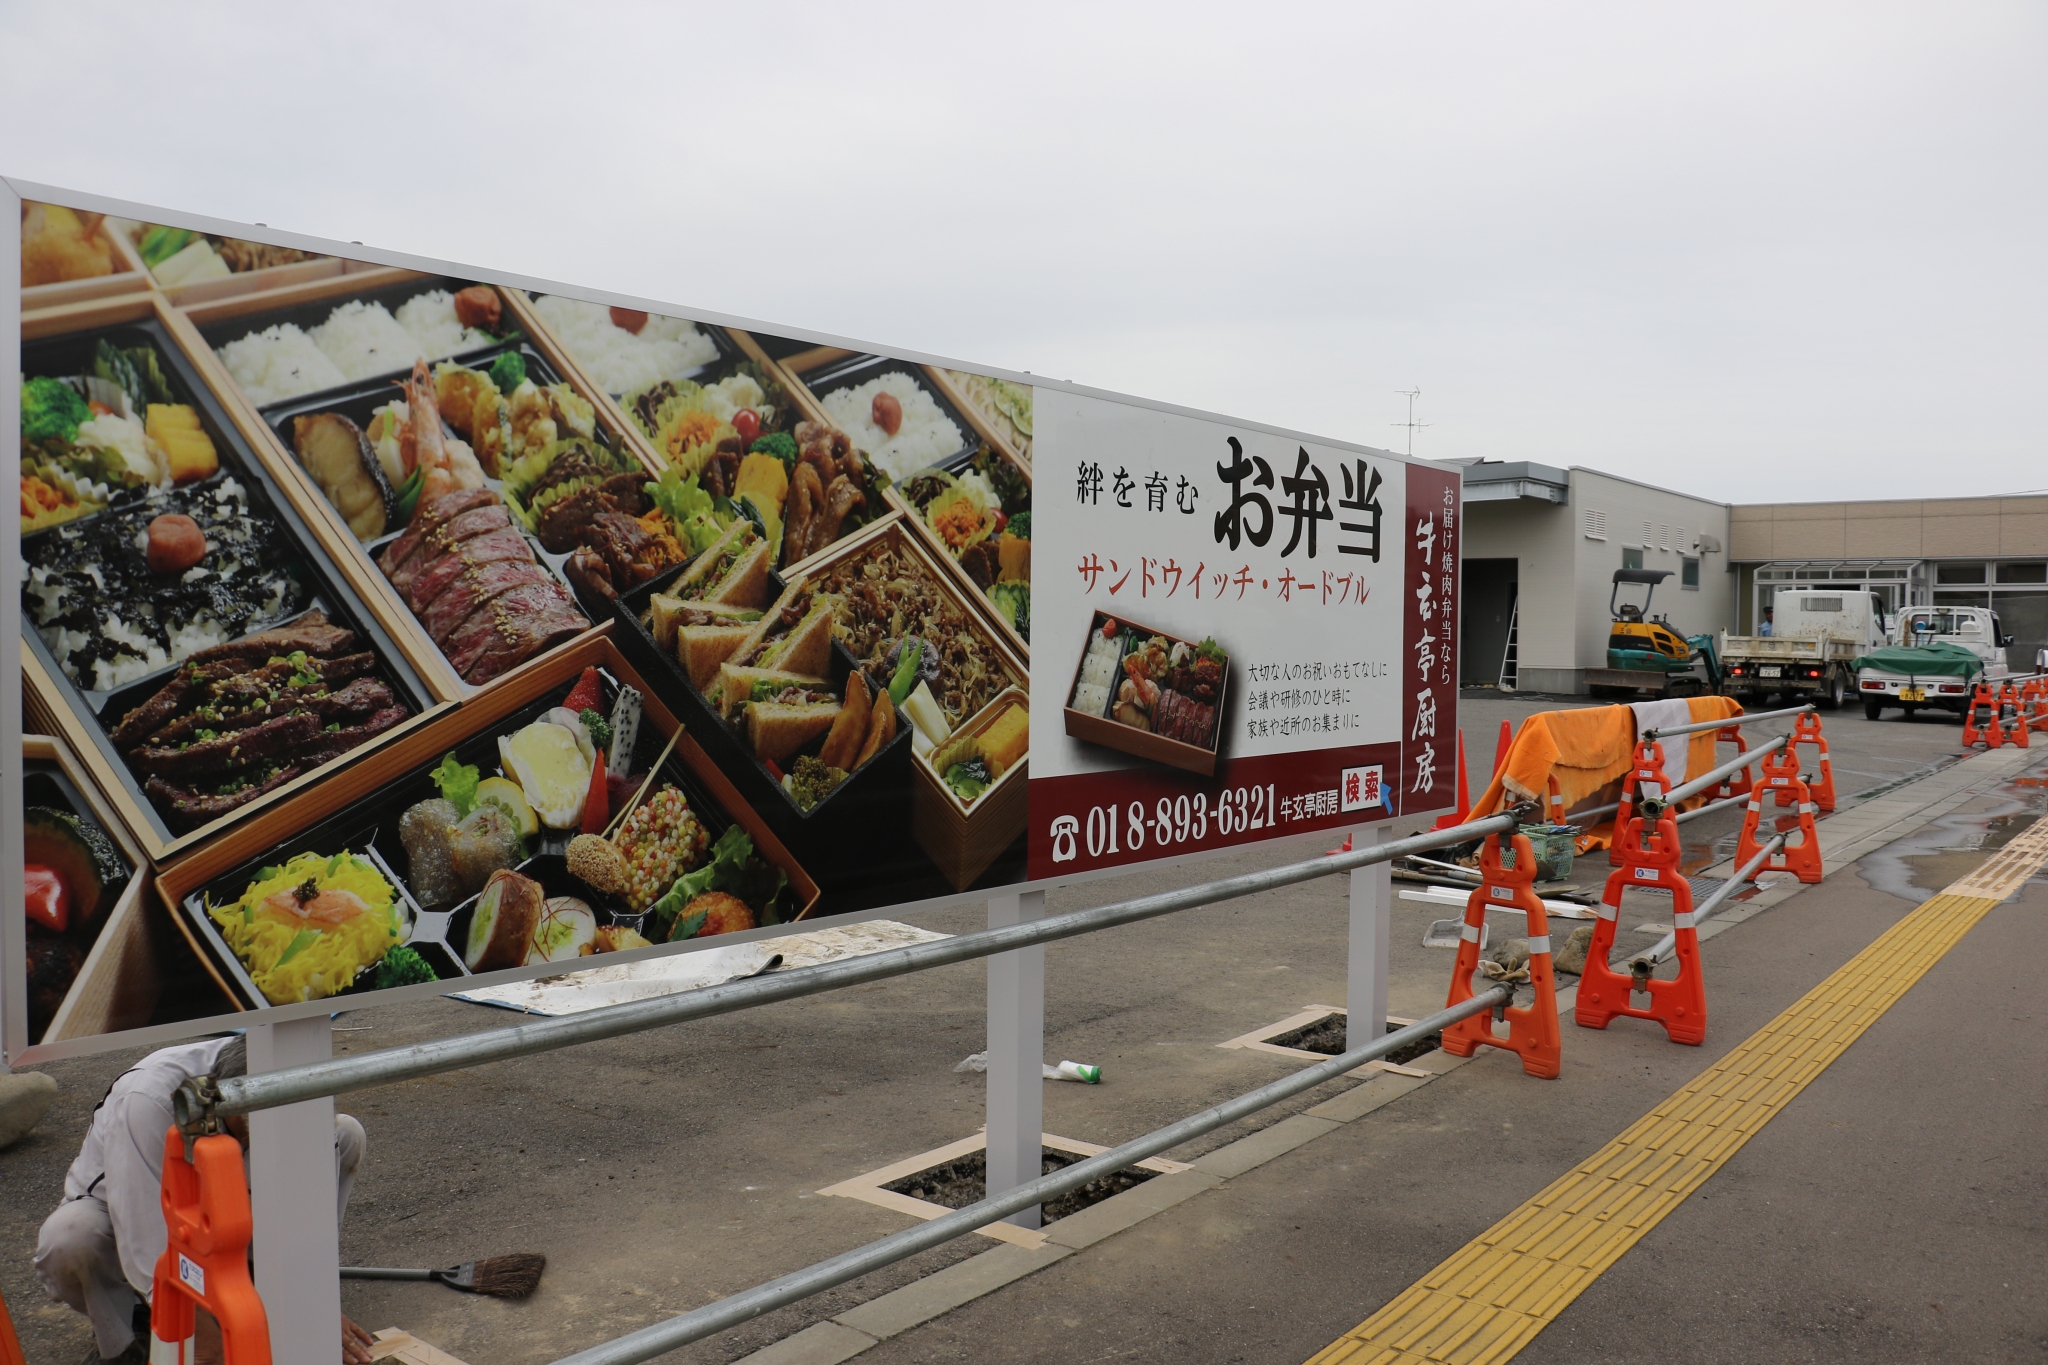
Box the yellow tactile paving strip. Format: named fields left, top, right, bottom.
left=1307, top=819, right=2048, bottom=1365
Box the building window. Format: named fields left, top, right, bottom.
left=1936, top=563, right=1986, bottom=584
left=1623, top=548, right=1645, bottom=571
left=1682, top=556, right=1700, bottom=589
left=1996, top=562, right=2047, bottom=584
left=1583, top=508, right=1607, bottom=540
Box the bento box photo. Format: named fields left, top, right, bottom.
left=911, top=685, right=1030, bottom=893
left=120, top=218, right=348, bottom=308
left=18, top=735, right=158, bottom=1051
left=152, top=634, right=819, bottom=1016
left=17, top=292, right=443, bottom=863
left=1063, top=611, right=1229, bottom=777
left=182, top=274, right=627, bottom=701
left=512, top=293, right=891, bottom=584
left=609, top=513, right=1030, bottom=901
left=20, top=200, right=154, bottom=313
left=884, top=441, right=1032, bottom=656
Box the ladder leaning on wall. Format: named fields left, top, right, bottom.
left=1498, top=596, right=1520, bottom=691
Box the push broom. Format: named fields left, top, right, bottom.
left=342, top=1254, right=546, bottom=1298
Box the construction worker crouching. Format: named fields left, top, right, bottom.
left=33, top=1035, right=374, bottom=1365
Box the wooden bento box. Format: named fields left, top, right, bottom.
left=19, top=201, right=154, bottom=313
left=116, top=217, right=360, bottom=308
left=911, top=685, right=1030, bottom=892
left=18, top=291, right=446, bottom=864
left=18, top=735, right=162, bottom=1052
left=173, top=275, right=629, bottom=702
left=609, top=512, right=1029, bottom=900
left=879, top=440, right=1032, bottom=659
left=1063, top=610, right=1229, bottom=777
left=152, top=634, right=820, bottom=1014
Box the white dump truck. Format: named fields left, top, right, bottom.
left=1718, top=587, right=1891, bottom=709
left=1855, top=605, right=2013, bottom=719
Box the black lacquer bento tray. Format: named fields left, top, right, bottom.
left=794, top=353, right=982, bottom=472
left=607, top=559, right=926, bottom=901
left=176, top=664, right=800, bottom=1010
left=190, top=273, right=513, bottom=417
left=19, top=318, right=433, bottom=845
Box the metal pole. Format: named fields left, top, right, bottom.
left=1625, top=836, right=1786, bottom=971
left=1642, top=704, right=1814, bottom=741
left=1673, top=794, right=1748, bottom=825
left=247, top=1017, right=342, bottom=1365
left=1347, top=826, right=1391, bottom=1050
left=1664, top=734, right=1787, bottom=805
left=546, top=986, right=1512, bottom=1365
left=181, top=809, right=1538, bottom=1125
left=985, top=889, right=1045, bottom=1228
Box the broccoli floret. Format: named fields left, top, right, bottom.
left=750, top=431, right=799, bottom=469
left=487, top=351, right=526, bottom=394
left=372, top=945, right=437, bottom=990
left=22, top=376, right=89, bottom=444
left=1006, top=511, right=1030, bottom=540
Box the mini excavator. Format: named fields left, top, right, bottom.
left=1585, top=568, right=1723, bottom=698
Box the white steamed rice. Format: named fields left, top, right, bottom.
left=216, top=323, right=347, bottom=406
left=532, top=294, right=718, bottom=395
left=216, top=291, right=495, bottom=406
left=818, top=373, right=966, bottom=484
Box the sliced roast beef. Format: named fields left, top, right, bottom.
left=146, top=764, right=308, bottom=829
left=422, top=560, right=557, bottom=644
left=386, top=503, right=516, bottom=597
left=403, top=527, right=534, bottom=612
left=186, top=611, right=355, bottom=665
left=129, top=711, right=322, bottom=778
left=299, top=705, right=411, bottom=765
left=377, top=488, right=497, bottom=575
left=445, top=582, right=586, bottom=682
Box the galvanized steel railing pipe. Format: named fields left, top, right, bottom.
left=176, top=806, right=1540, bottom=1128
left=1661, top=734, right=1788, bottom=806
left=1641, top=703, right=1815, bottom=742
left=544, top=986, right=1513, bottom=1365
left=1625, top=835, right=1787, bottom=973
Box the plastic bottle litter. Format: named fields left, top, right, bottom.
left=953, top=1052, right=1102, bottom=1083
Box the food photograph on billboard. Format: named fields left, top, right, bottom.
left=7, top=185, right=1457, bottom=1065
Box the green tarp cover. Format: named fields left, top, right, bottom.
left=1849, top=641, right=1983, bottom=678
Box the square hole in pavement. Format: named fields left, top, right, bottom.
left=883, top=1146, right=1157, bottom=1225
left=1268, top=1013, right=1444, bottom=1068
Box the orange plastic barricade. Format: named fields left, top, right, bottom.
left=0, top=1281, right=27, bottom=1365
left=1440, top=832, right=1561, bottom=1078
left=1999, top=683, right=2030, bottom=750
left=150, top=1128, right=271, bottom=1365
left=1788, top=712, right=1838, bottom=810
left=2024, top=679, right=2048, bottom=733
left=1608, top=737, right=1671, bottom=867
left=1737, top=772, right=1823, bottom=884
left=1708, top=724, right=1754, bottom=800
left=1432, top=729, right=1472, bottom=831
left=1576, top=809, right=1708, bottom=1045
left=1962, top=683, right=1999, bottom=749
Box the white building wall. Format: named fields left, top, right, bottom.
left=1568, top=469, right=1734, bottom=687
left=1462, top=498, right=1575, bottom=692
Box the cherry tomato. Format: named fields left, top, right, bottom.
left=733, top=409, right=762, bottom=445
left=991, top=510, right=1007, bottom=535
left=25, top=864, right=69, bottom=934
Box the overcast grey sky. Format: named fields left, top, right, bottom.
left=7, top=2, right=2043, bottom=503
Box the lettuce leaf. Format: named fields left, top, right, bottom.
left=429, top=751, right=480, bottom=816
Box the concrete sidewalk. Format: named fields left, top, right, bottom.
left=781, top=749, right=2048, bottom=1365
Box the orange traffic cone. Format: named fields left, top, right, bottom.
left=0, top=1281, right=27, bottom=1365
left=1493, top=719, right=1515, bottom=775
left=1432, top=730, right=1472, bottom=830
left=151, top=1128, right=272, bottom=1365
left=1610, top=736, right=1672, bottom=866
left=1576, top=808, right=1708, bottom=1045
left=1738, top=772, right=1823, bottom=884
left=1441, top=831, right=1561, bottom=1078
left=1709, top=724, right=1754, bottom=800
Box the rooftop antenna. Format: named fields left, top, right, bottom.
left=1392, top=387, right=1432, bottom=457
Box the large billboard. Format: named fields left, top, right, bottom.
left=6, top=182, right=1458, bottom=1063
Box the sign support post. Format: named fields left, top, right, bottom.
left=249, top=1016, right=341, bottom=1365
left=1347, top=826, right=1391, bottom=1049
left=985, top=889, right=1045, bottom=1229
